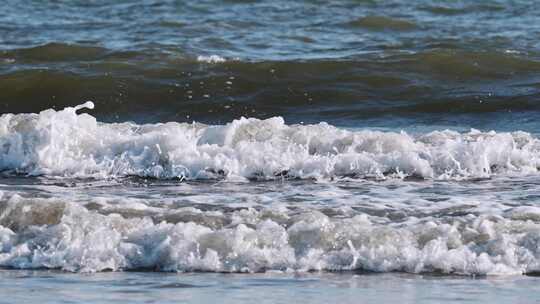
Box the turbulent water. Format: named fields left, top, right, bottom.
left=2, top=103, right=540, bottom=276
left=2, top=2, right=540, bottom=294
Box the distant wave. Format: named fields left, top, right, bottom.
left=196, top=55, right=226, bottom=63
left=2, top=43, right=540, bottom=125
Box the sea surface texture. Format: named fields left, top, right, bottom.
left=2, top=0, right=540, bottom=303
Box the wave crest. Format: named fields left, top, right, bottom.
left=0, top=103, right=539, bottom=180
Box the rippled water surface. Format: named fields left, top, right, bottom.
left=1, top=0, right=540, bottom=129
left=2, top=0, right=540, bottom=303
left=3, top=270, right=540, bottom=304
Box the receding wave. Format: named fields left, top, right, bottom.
left=0, top=103, right=539, bottom=181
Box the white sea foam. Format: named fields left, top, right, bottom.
left=1, top=193, right=540, bottom=275
left=1, top=103, right=539, bottom=180
left=196, top=55, right=226, bottom=63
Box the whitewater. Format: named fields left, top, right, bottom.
left=0, top=104, right=540, bottom=276
left=1, top=102, right=539, bottom=181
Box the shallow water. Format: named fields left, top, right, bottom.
left=2, top=0, right=540, bottom=302
left=3, top=270, right=540, bottom=304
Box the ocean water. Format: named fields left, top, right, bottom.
left=2, top=0, right=540, bottom=303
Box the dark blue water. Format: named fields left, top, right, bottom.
left=1, top=0, right=540, bottom=130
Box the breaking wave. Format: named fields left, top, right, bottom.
left=1, top=103, right=539, bottom=181
left=1, top=192, right=540, bottom=275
